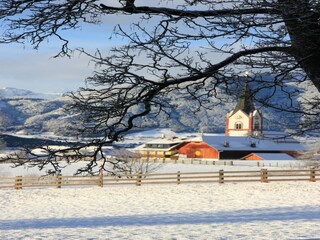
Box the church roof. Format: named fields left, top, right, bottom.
left=231, top=82, right=255, bottom=116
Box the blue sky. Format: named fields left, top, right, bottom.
left=0, top=15, right=124, bottom=94
left=0, top=0, right=188, bottom=94
left=0, top=0, right=234, bottom=94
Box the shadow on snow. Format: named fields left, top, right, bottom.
left=1, top=206, right=319, bottom=230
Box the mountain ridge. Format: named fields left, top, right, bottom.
left=0, top=84, right=317, bottom=137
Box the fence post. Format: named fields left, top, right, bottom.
left=98, top=165, right=104, bottom=187
left=56, top=175, right=62, bottom=189
left=260, top=169, right=268, bottom=183
left=136, top=174, right=142, bottom=186
left=99, top=173, right=104, bottom=188
left=310, top=169, right=316, bottom=182
left=99, top=174, right=104, bottom=187
left=14, top=176, right=22, bottom=190
left=177, top=171, right=181, bottom=185
left=219, top=170, right=224, bottom=184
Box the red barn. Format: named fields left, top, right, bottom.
left=176, top=135, right=305, bottom=160
left=178, top=141, right=219, bottom=159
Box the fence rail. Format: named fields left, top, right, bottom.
left=0, top=169, right=319, bottom=190
left=153, top=159, right=317, bottom=168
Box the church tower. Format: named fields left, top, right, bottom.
left=225, top=82, right=263, bottom=137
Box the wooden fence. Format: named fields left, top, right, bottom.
left=153, top=159, right=312, bottom=168
left=0, top=175, right=101, bottom=190
left=0, top=169, right=319, bottom=189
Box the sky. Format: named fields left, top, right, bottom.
left=0, top=0, right=176, bottom=94
left=0, top=21, right=114, bottom=94
left=0, top=0, right=202, bottom=94
left=0, top=0, right=143, bottom=94
left=0, top=0, right=241, bottom=94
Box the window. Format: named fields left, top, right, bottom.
left=235, top=122, right=242, bottom=129
left=254, top=121, right=260, bottom=130
left=195, top=150, right=202, bottom=157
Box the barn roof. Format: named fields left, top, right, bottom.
left=241, top=153, right=296, bottom=160
left=201, top=135, right=306, bottom=152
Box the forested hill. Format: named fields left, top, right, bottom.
left=0, top=84, right=316, bottom=137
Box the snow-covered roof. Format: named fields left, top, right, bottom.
left=143, top=137, right=184, bottom=145
left=242, top=153, right=296, bottom=160
left=133, top=137, right=184, bottom=151
left=262, top=131, right=300, bottom=143
left=201, top=135, right=306, bottom=152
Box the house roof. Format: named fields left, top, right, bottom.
left=241, top=153, right=296, bottom=160
left=201, top=135, right=306, bottom=152
left=133, top=137, right=184, bottom=151
left=142, top=137, right=184, bottom=145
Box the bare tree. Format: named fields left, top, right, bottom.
left=298, top=141, right=320, bottom=168
left=1, top=0, right=319, bottom=173
left=105, top=149, right=162, bottom=177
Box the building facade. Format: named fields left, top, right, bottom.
left=225, top=82, right=263, bottom=137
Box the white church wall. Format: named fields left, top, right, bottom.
left=228, top=110, right=250, bottom=136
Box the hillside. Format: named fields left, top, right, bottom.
left=0, top=83, right=317, bottom=137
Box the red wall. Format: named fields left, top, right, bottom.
left=178, top=142, right=219, bottom=159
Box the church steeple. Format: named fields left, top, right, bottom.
left=231, top=81, right=255, bottom=116
left=225, top=74, right=263, bottom=137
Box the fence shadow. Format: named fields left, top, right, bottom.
left=1, top=206, right=319, bottom=230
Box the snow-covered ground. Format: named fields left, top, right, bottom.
left=1, top=161, right=320, bottom=239
left=0, top=182, right=319, bottom=239
left=0, top=128, right=319, bottom=239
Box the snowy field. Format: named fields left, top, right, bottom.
left=0, top=182, right=319, bottom=239
left=1, top=160, right=320, bottom=239
left=0, top=127, right=319, bottom=239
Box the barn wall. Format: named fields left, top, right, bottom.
left=178, top=142, right=219, bottom=159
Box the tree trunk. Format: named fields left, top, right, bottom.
left=280, top=0, right=320, bottom=92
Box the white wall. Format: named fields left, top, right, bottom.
left=228, top=110, right=250, bottom=136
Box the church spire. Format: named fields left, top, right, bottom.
left=232, top=80, right=255, bottom=116
left=225, top=73, right=263, bottom=137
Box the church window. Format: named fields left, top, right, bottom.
left=254, top=121, right=260, bottom=130
left=235, top=122, right=243, bottom=129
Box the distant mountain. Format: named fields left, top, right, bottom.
left=0, top=134, right=75, bottom=148
left=0, top=83, right=317, bottom=138
left=0, top=87, right=61, bottom=99
left=0, top=88, right=74, bottom=136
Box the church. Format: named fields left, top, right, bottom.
left=225, top=82, right=263, bottom=137
left=134, top=82, right=306, bottom=161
